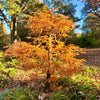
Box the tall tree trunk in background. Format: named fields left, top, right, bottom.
left=11, top=15, right=20, bottom=44
left=11, top=20, right=13, bottom=44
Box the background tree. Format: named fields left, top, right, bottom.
left=17, top=1, right=49, bottom=42
left=0, top=0, right=48, bottom=43
left=43, top=0, right=78, bottom=20
left=82, top=0, right=100, bottom=18
left=0, top=22, right=8, bottom=50
left=81, top=0, right=100, bottom=47
left=82, top=12, right=100, bottom=38
left=82, top=0, right=100, bottom=32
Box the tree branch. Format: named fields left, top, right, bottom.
left=0, top=9, right=10, bottom=26
left=93, top=12, right=100, bottom=18
left=20, top=0, right=29, bottom=12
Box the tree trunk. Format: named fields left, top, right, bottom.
left=11, top=21, right=13, bottom=44
left=45, top=70, right=51, bottom=91
left=11, top=15, right=20, bottom=44
left=45, top=34, right=52, bottom=91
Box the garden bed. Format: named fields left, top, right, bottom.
left=78, top=48, right=100, bottom=67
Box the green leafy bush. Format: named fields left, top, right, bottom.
left=0, top=62, right=5, bottom=71
left=0, top=88, right=37, bottom=100
left=77, top=35, right=93, bottom=48
left=0, top=61, right=17, bottom=78
left=50, top=66, right=100, bottom=100
left=75, top=34, right=100, bottom=48
left=7, top=69, right=17, bottom=77
left=0, top=51, right=5, bottom=63
left=6, top=59, right=18, bottom=68
left=0, top=61, right=17, bottom=88
left=0, top=76, right=8, bottom=89
left=65, top=33, right=100, bottom=48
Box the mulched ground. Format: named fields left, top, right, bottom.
left=78, top=48, right=100, bottom=67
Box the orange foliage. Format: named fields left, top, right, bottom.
left=23, top=12, right=75, bottom=36
left=5, top=12, right=85, bottom=90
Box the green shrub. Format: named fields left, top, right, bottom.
left=81, top=65, right=100, bottom=77
left=75, top=35, right=100, bottom=48
left=50, top=66, right=100, bottom=100
left=0, top=77, right=8, bottom=89
left=0, top=62, right=5, bottom=71
left=0, top=51, right=5, bottom=63
left=50, top=90, right=70, bottom=100
left=0, top=88, right=37, bottom=100
left=6, top=59, right=18, bottom=68
left=77, top=35, right=92, bottom=48
left=7, top=69, right=17, bottom=77
left=0, top=61, right=17, bottom=78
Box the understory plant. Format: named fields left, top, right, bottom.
left=0, top=88, right=37, bottom=100
left=50, top=66, right=100, bottom=100
left=0, top=61, right=17, bottom=89
left=0, top=51, right=5, bottom=63
left=6, top=59, right=18, bottom=68
left=5, top=11, right=85, bottom=91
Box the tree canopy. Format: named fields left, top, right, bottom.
left=5, top=11, right=85, bottom=91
